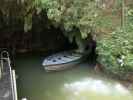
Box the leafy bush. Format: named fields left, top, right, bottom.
left=39, top=0, right=101, bottom=51
left=97, top=7, right=133, bottom=77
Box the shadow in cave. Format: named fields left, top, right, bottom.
left=82, top=34, right=98, bottom=66
left=31, top=10, right=78, bottom=55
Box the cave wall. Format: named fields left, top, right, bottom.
left=0, top=10, right=75, bottom=54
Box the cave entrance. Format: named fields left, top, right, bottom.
left=31, top=11, right=78, bottom=54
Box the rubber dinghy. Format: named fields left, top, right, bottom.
left=42, top=50, right=83, bottom=72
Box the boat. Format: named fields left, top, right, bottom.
left=42, top=50, right=83, bottom=72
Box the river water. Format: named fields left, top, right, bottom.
left=15, top=54, right=133, bottom=100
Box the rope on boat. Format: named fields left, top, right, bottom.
left=0, top=50, right=18, bottom=100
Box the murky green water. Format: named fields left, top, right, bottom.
left=15, top=54, right=133, bottom=100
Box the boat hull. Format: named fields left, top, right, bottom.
left=44, top=59, right=81, bottom=72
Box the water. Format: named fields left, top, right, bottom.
left=15, top=54, right=133, bottom=100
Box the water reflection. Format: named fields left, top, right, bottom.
left=64, top=78, right=129, bottom=95
left=15, top=55, right=133, bottom=100
left=63, top=78, right=132, bottom=100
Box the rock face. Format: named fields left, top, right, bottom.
left=94, top=63, right=103, bottom=73
left=0, top=11, right=75, bottom=54
left=125, top=73, right=133, bottom=82
left=0, top=30, right=72, bottom=54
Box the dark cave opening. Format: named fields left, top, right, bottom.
left=0, top=9, right=98, bottom=67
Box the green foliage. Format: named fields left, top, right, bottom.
left=97, top=8, right=133, bottom=77
left=0, top=0, right=125, bottom=52
left=95, top=1, right=133, bottom=79
left=45, top=0, right=100, bottom=38
left=24, top=13, right=32, bottom=32
left=0, top=0, right=98, bottom=50
left=0, top=0, right=121, bottom=52
left=127, top=7, right=133, bottom=30
left=0, top=0, right=40, bottom=32
left=36, top=0, right=101, bottom=51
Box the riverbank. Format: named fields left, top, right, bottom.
left=94, top=63, right=133, bottom=90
